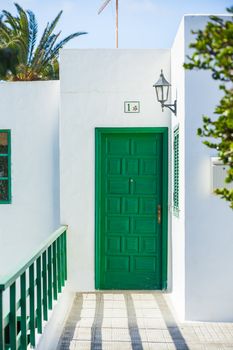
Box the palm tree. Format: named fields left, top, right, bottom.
left=0, top=3, right=87, bottom=80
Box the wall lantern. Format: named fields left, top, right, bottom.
left=153, top=70, right=177, bottom=116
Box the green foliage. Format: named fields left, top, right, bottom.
left=0, top=3, right=87, bottom=80
left=184, top=10, right=233, bottom=209
left=0, top=47, right=18, bottom=76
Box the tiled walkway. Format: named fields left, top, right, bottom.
left=57, top=292, right=233, bottom=350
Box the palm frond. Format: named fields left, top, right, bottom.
left=14, top=3, right=30, bottom=63
left=31, top=33, right=59, bottom=72
left=2, top=10, right=19, bottom=33
left=46, top=31, right=87, bottom=62
left=32, top=10, right=62, bottom=64
left=31, top=22, right=49, bottom=64
left=47, top=11, right=63, bottom=36
left=41, top=59, right=59, bottom=80
left=14, top=3, right=25, bottom=16
left=27, top=10, right=37, bottom=64
left=32, top=32, right=61, bottom=71
left=0, top=22, right=12, bottom=44
left=43, top=32, right=61, bottom=58
left=0, top=4, right=87, bottom=80
left=10, top=36, right=28, bottom=61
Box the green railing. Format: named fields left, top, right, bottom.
left=0, top=225, right=67, bottom=350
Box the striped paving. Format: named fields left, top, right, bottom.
left=57, top=292, right=233, bottom=350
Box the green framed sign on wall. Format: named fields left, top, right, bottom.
left=95, top=127, right=168, bottom=290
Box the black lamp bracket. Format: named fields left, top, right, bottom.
left=161, top=100, right=177, bottom=116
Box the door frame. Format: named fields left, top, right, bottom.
left=95, top=127, right=168, bottom=290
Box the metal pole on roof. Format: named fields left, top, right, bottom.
left=116, top=0, right=118, bottom=48
left=98, top=0, right=119, bottom=48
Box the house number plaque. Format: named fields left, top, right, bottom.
left=124, top=101, right=140, bottom=113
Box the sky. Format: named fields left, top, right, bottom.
left=0, top=0, right=232, bottom=49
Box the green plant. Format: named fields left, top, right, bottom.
left=0, top=3, right=87, bottom=80
left=0, top=47, right=18, bottom=77
left=184, top=8, right=233, bottom=208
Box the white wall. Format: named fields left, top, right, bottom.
left=61, top=21, right=233, bottom=321
left=171, top=15, right=233, bottom=322
left=183, top=16, right=233, bottom=321
left=36, top=288, right=75, bottom=350
left=60, top=49, right=171, bottom=291
left=0, top=81, right=60, bottom=277
left=170, top=18, right=186, bottom=321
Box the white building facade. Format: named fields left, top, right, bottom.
left=0, top=15, right=232, bottom=323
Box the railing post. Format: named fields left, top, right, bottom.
left=20, top=272, right=27, bottom=350
left=64, top=231, right=67, bottom=281
left=36, top=257, right=42, bottom=334
left=57, top=238, right=62, bottom=293
left=52, top=242, right=58, bottom=300
left=9, top=282, right=16, bottom=350
left=42, top=251, right=48, bottom=321
left=61, top=234, right=65, bottom=287
left=29, top=264, right=35, bottom=347
left=0, top=290, right=4, bottom=350
left=48, top=247, right=52, bottom=310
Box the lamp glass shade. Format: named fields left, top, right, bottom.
left=155, top=85, right=169, bottom=103
left=153, top=70, right=171, bottom=104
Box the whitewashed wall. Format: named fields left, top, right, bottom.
left=171, top=15, right=233, bottom=322
left=184, top=16, right=233, bottom=322
left=59, top=18, right=233, bottom=321
left=170, top=18, right=186, bottom=321
left=0, top=81, right=60, bottom=277
left=60, top=49, right=171, bottom=291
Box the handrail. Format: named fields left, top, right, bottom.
left=0, top=225, right=68, bottom=350
left=0, top=225, right=68, bottom=291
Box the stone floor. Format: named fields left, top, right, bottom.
left=57, top=292, right=233, bottom=350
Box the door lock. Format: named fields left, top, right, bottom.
left=157, top=205, right=161, bottom=224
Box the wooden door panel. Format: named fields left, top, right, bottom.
left=124, top=237, right=139, bottom=253
left=133, top=178, right=157, bottom=195
left=133, top=257, right=156, bottom=272
left=125, top=159, right=139, bottom=175
left=106, top=237, right=121, bottom=253
left=140, top=159, right=157, bottom=175
left=107, top=138, right=130, bottom=155
left=133, top=217, right=156, bottom=233
left=132, top=138, right=157, bottom=155
left=106, top=256, right=130, bottom=272
left=107, top=178, right=129, bottom=194
left=106, top=198, right=121, bottom=214
left=122, top=197, right=139, bottom=214
left=139, top=198, right=157, bottom=214
left=140, top=237, right=157, bottom=253
left=97, top=130, right=167, bottom=290
left=107, top=216, right=130, bottom=233
left=107, top=158, right=122, bottom=174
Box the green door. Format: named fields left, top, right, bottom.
left=95, top=128, right=168, bottom=290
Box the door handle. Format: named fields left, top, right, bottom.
left=157, top=205, right=161, bottom=224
